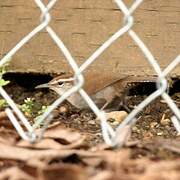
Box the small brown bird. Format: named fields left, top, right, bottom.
left=35, top=75, right=129, bottom=111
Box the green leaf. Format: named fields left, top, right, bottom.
left=0, top=79, right=10, bottom=86
left=0, top=99, right=8, bottom=108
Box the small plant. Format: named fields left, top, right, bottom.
left=0, top=99, right=8, bottom=108
left=34, top=105, right=49, bottom=127
left=20, top=98, right=35, bottom=117
left=37, top=105, right=49, bottom=115
left=0, top=63, right=10, bottom=87
left=0, top=63, right=10, bottom=109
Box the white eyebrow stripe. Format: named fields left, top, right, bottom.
left=50, top=77, right=75, bottom=85
left=58, top=78, right=75, bottom=82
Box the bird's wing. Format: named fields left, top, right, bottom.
left=91, top=76, right=129, bottom=95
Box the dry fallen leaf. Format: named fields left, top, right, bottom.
left=17, top=138, right=67, bottom=150
left=0, top=111, right=8, bottom=120
left=0, top=127, right=19, bottom=145
left=156, top=138, right=180, bottom=154
left=38, top=164, right=87, bottom=180
left=0, top=167, right=34, bottom=180
left=0, top=111, right=14, bottom=128
left=17, top=137, right=85, bottom=150
left=0, top=142, right=106, bottom=163
left=89, top=171, right=113, bottom=180
left=0, top=142, right=77, bottom=162
left=17, top=125, right=86, bottom=150
left=135, top=160, right=180, bottom=180
left=43, top=125, right=84, bottom=143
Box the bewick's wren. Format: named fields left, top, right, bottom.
left=36, top=75, right=129, bottom=110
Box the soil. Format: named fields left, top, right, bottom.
left=2, top=75, right=180, bottom=152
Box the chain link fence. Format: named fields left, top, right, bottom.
left=0, top=0, right=180, bottom=147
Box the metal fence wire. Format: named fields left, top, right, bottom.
left=0, top=0, right=180, bottom=147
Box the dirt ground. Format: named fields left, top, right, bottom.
left=0, top=74, right=180, bottom=180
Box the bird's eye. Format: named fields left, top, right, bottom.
left=58, top=82, right=63, bottom=86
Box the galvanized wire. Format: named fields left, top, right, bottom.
left=0, top=0, right=179, bottom=147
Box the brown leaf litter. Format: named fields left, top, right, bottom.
left=0, top=93, right=180, bottom=180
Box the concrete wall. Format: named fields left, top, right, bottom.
left=0, top=0, right=180, bottom=80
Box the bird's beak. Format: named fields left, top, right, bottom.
left=35, top=83, right=50, bottom=89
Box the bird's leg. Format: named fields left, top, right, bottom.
left=100, top=101, right=110, bottom=111
left=117, top=90, right=131, bottom=113
left=117, top=99, right=131, bottom=113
